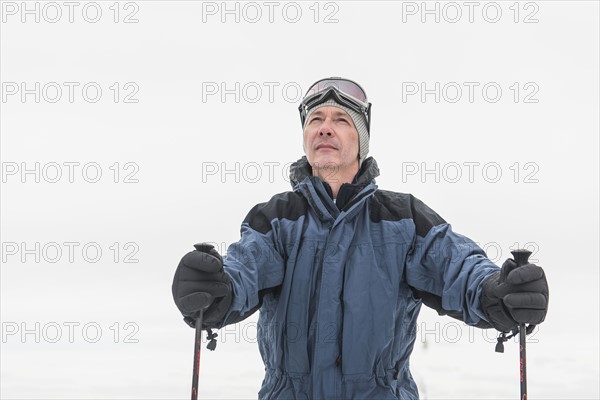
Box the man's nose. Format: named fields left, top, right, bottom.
left=318, top=119, right=334, bottom=137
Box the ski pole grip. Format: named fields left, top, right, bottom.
left=511, top=249, right=532, bottom=268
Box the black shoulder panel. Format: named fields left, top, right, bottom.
left=370, top=190, right=413, bottom=223
left=243, top=191, right=308, bottom=235
left=371, top=190, right=446, bottom=237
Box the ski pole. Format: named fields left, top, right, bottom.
left=511, top=249, right=532, bottom=400
left=191, top=310, right=204, bottom=400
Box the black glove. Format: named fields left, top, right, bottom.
left=172, top=243, right=232, bottom=328
left=481, top=259, right=549, bottom=333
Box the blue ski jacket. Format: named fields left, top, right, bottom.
left=218, top=157, right=499, bottom=399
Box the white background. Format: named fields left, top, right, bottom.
left=1, top=1, right=598, bottom=399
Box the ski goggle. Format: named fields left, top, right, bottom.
left=298, top=77, right=372, bottom=133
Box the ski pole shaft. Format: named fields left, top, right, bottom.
left=511, top=249, right=532, bottom=400
left=191, top=310, right=204, bottom=400
left=519, top=322, right=526, bottom=400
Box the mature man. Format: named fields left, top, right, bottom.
left=172, top=77, right=549, bottom=399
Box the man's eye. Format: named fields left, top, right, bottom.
left=310, top=117, right=322, bottom=123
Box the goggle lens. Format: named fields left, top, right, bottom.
left=304, top=78, right=367, bottom=104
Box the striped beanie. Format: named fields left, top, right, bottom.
left=303, top=99, right=370, bottom=166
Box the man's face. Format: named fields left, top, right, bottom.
left=303, top=106, right=360, bottom=173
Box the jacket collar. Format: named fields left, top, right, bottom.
left=290, top=156, right=380, bottom=222
left=289, top=156, right=380, bottom=188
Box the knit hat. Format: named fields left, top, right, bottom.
left=303, top=99, right=370, bottom=166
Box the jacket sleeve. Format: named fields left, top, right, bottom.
left=404, top=195, right=500, bottom=327
left=216, top=193, right=298, bottom=328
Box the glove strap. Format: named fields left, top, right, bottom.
left=206, top=329, right=218, bottom=351
left=494, top=324, right=536, bottom=353
left=183, top=316, right=219, bottom=351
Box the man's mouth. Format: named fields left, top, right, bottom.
left=316, top=143, right=338, bottom=151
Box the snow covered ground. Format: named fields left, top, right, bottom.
left=2, top=1, right=598, bottom=398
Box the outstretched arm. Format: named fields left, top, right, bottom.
left=404, top=195, right=499, bottom=327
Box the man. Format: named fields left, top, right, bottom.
left=172, top=77, right=549, bottom=399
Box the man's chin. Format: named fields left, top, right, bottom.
left=310, top=157, right=341, bottom=170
